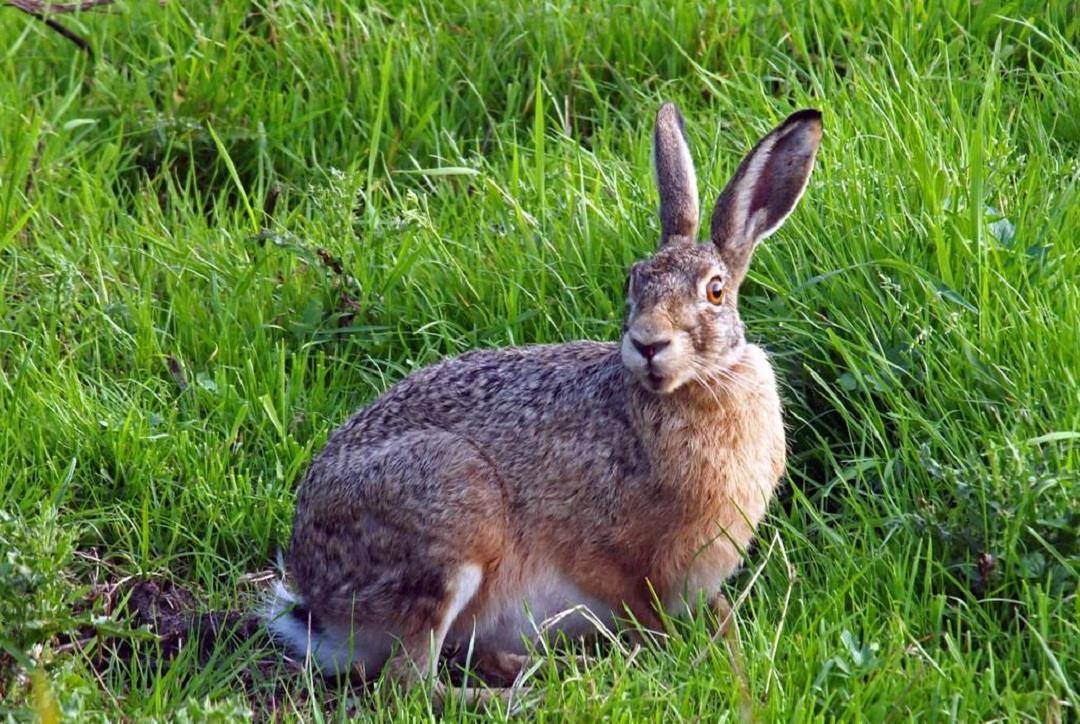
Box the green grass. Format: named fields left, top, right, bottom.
left=1, top=0, right=1077, bottom=719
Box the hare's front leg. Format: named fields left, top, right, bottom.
left=706, top=590, right=751, bottom=705
left=709, top=592, right=735, bottom=637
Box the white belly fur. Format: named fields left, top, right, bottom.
left=450, top=569, right=618, bottom=654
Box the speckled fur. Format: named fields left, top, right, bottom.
left=270, top=103, right=822, bottom=686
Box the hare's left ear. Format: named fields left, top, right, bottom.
left=710, top=109, right=822, bottom=286
left=653, top=102, right=700, bottom=246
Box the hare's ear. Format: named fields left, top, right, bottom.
left=653, top=102, right=699, bottom=245
left=710, top=109, right=822, bottom=285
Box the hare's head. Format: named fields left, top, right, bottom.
left=621, top=104, right=822, bottom=394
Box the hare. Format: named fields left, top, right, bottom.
left=266, top=103, right=822, bottom=691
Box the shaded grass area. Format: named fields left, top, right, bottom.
left=1, top=0, right=1077, bottom=719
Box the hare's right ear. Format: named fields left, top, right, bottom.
left=710, top=109, right=822, bottom=286
left=653, top=102, right=699, bottom=246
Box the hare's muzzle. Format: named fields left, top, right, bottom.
left=620, top=324, right=691, bottom=395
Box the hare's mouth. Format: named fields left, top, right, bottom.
left=644, top=369, right=685, bottom=395
left=620, top=331, right=688, bottom=394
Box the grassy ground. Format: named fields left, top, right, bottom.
left=1, top=0, right=1077, bottom=720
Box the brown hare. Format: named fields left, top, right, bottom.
left=266, top=103, right=822, bottom=692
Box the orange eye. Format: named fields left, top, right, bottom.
left=706, top=276, right=725, bottom=305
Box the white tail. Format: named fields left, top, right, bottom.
left=262, top=581, right=365, bottom=675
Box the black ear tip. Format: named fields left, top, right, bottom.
left=785, top=108, right=823, bottom=127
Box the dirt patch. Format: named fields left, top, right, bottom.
left=53, top=573, right=300, bottom=720
left=57, top=572, right=520, bottom=719
left=125, top=578, right=201, bottom=654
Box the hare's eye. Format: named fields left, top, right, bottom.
left=706, top=276, right=725, bottom=305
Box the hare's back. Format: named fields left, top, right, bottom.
left=324, top=340, right=623, bottom=453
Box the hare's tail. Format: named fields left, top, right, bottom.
left=262, top=580, right=355, bottom=675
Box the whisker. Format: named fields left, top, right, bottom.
left=691, top=369, right=725, bottom=407
left=695, top=364, right=757, bottom=398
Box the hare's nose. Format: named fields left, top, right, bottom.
left=631, top=337, right=670, bottom=361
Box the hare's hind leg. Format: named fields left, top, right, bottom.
left=383, top=563, right=484, bottom=690
left=343, top=430, right=509, bottom=694
left=472, top=650, right=530, bottom=687
left=434, top=649, right=532, bottom=713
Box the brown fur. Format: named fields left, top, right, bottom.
left=268, top=104, right=822, bottom=688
